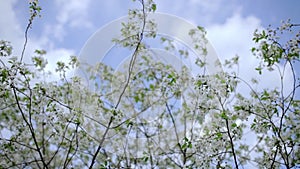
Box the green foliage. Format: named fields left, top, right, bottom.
left=151, top=3, right=156, bottom=12
left=29, top=0, right=42, bottom=18
left=32, top=50, right=47, bottom=70
left=252, top=19, right=300, bottom=73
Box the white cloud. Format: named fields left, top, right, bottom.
left=156, top=0, right=236, bottom=25
left=188, top=0, right=223, bottom=13
left=207, top=13, right=261, bottom=67
left=0, top=0, right=75, bottom=76
left=0, top=0, right=25, bottom=56
left=45, top=48, right=74, bottom=71
left=206, top=19, right=260, bottom=89
left=55, top=0, right=93, bottom=28
left=40, top=0, right=94, bottom=43
left=55, top=0, right=91, bottom=27
left=43, top=23, right=65, bottom=42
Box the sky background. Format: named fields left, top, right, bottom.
left=0, top=0, right=299, bottom=91
left=0, top=1, right=299, bottom=167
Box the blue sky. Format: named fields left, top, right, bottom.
left=0, top=1, right=299, bottom=167
left=0, top=0, right=299, bottom=90
left=2, top=0, right=299, bottom=54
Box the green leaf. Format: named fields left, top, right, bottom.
left=74, top=118, right=81, bottom=125
left=151, top=4, right=156, bottom=12
left=125, top=120, right=133, bottom=127
left=231, top=115, right=238, bottom=121
left=216, top=132, right=223, bottom=140
left=143, top=156, right=149, bottom=162
left=34, top=49, right=46, bottom=55
left=134, top=95, right=139, bottom=102
left=188, top=142, right=192, bottom=148
left=197, top=26, right=204, bottom=32
left=149, top=84, right=155, bottom=90
left=261, top=90, right=269, bottom=100
left=220, top=111, right=228, bottom=120
left=262, top=30, right=266, bottom=38
left=255, top=67, right=262, bottom=75
left=234, top=106, right=242, bottom=111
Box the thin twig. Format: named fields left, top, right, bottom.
left=88, top=1, right=147, bottom=168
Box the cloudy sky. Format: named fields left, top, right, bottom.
left=0, top=0, right=299, bottom=92
left=0, top=1, right=299, bottom=167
